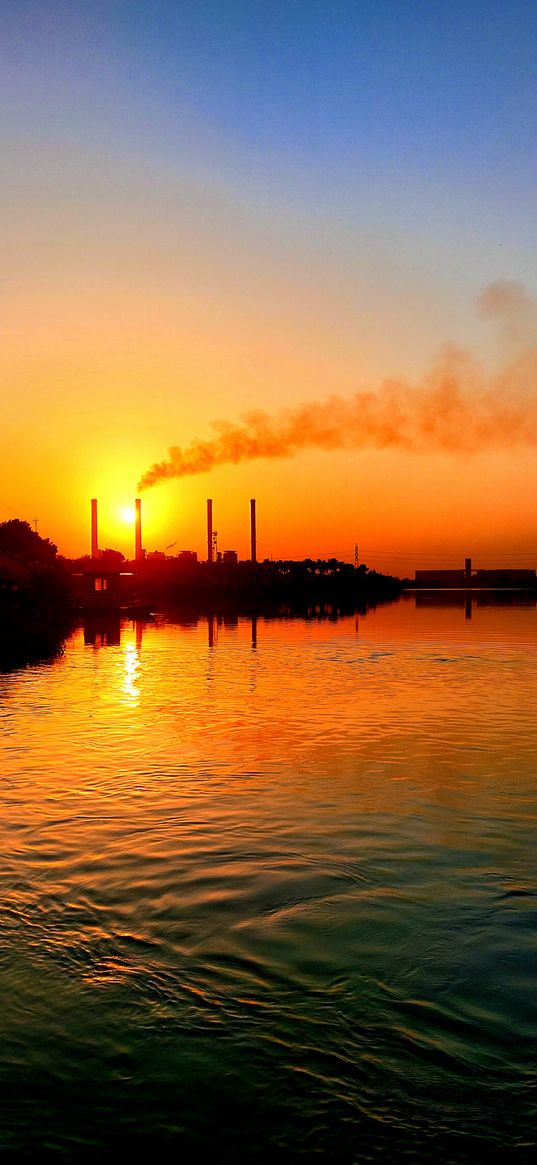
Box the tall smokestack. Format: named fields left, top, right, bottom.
left=91, top=498, right=98, bottom=559
left=250, top=498, right=257, bottom=564
left=207, top=499, right=213, bottom=564
left=135, top=498, right=142, bottom=562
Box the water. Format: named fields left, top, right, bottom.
left=1, top=595, right=536, bottom=1161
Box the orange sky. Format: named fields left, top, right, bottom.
left=3, top=4, right=537, bottom=576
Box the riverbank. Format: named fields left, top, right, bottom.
left=75, top=557, right=406, bottom=611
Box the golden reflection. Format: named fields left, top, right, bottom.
left=3, top=602, right=537, bottom=811
left=122, top=640, right=140, bottom=705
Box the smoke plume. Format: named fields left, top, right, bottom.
left=478, top=279, right=537, bottom=349
left=138, top=283, right=537, bottom=491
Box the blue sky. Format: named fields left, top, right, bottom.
left=4, top=1, right=537, bottom=308
left=5, top=1, right=537, bottom=194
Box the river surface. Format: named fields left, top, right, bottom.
left=1, top=594, right=536, bottom=1162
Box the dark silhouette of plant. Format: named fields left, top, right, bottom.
left=0, top=519, right=58, bottom=565
left=98, top=548, right=125, bottom=569
left=0, top=520, right=73, bottom=670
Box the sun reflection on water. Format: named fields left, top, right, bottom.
left=122, top=640, right=140, bottom=705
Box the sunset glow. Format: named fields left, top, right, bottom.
left=2, top=2, right=537, bottom=575
left=3, top=6, right=537, bottom=1158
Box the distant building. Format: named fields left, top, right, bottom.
left=222, top=550, right=238, bottom=565
left=415, top=569, right=467, bottom=586
left=81, top=566, right=122, bottom=609
left=474, top=569, right=536, bottom=587
left=414, top=562, right=536, bottom=588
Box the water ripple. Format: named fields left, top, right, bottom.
left=1, top=604, right=537, bottom=1159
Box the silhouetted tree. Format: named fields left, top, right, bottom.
left=0, top=519, right=57, bottom=565
left=0, top=520, right=74, bottom=670
left=62, top=554, right=92, bottom=570
left=98, top=548, right=125, bottom=569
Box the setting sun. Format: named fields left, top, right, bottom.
left=120, top=507, right=135, bottom=525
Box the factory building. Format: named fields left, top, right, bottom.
left=414, top=558, right=536, bottom=588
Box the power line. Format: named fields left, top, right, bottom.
left=291, top=549, right=535, bottom=560
left=265, top=545, right=537, bottom=571
left=358, top=544, right=537, bottom=556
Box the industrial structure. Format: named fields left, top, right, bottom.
left=414, top=558, right=536, bottom=588
left=205, top=497, right=256, bottom=564
left=250, top=499, right=257, bottom=563
left=135, top=498, right=143, bottom=562
left=88, top=496, right=259, bottom=566
left=207, top=499, right=213, bottom=564
left=86, top=504, right=535, bottom=587
left=91, top=498, right=98, bottom=559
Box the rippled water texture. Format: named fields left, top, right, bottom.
left=1, top=595, right=537, bottom=1161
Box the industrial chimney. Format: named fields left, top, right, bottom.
left=135, top=498, right=142, bottom=562
left=91, top=498, right=98, bottom=559
left=250, top=498, right=257, bottom=564
left=207, top=499, right=213, bottom=564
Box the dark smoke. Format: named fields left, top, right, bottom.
left=138, top=283, right=537, bottom=491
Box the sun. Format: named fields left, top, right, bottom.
left=120, top=506, right=135, bottom=524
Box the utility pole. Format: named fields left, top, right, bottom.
left=33, top=517, right=39, bottom=534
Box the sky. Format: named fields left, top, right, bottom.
left=2, top=0, right=537, bottom=573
